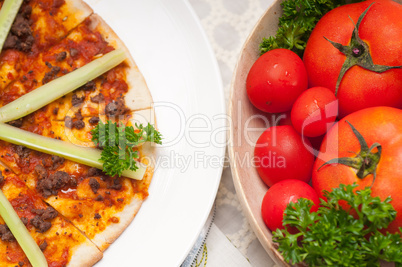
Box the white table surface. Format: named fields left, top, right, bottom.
left=187, top=0, right=277, bottom=266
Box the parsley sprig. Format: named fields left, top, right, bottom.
left=274, top=184, right=402, bottom=266
left=91, top=120, right=162, bottom=177
left=260, top=0, right=362, bottom=56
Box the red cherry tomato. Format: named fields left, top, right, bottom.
left=254, top=125, right=314, bottom=187
left=246, top=49, right=308, bottom=113
left=291, top=86, right=338, bottom=137
left=308, top=134, right=326, bottom=157
left=277, top=111, right=292, bottom=126
left=261, top=179, right=320, bottom=231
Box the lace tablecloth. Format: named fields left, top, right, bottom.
left=188, top=0, right=277, bottom=266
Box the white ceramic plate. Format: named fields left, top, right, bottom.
left=85, top=0, right=225, bottom=266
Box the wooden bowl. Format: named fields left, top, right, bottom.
left=228, top=0, right=289, bottom=265
left=228, top=0, right=402, bottom=266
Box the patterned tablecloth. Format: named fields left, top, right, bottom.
left=188, top=0, right=277, bottom=266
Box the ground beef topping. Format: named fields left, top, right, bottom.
left=42, top=155, right=65, bottom=170
left=34, top=164, right=47, bottom=180
left=108, top=179, right=122, bottom=191
left=63, top=111, right=85, bottom=129
left=65, top=116, right=85, bottom=130
left=80, top=81, right=96, bottom=91
left=42, top=65, right=61, bottom=84
left=90, top=93, right=104, bottom=104
left=31, top=207, right=58, bottom=221
left=88, top=116, right=100, bottom=125
left=105, top=98, right=128, bottom=116
left=41, top=207, right=58, bottom=220
left=75, top=111, right=83, bottom=121
left=65, top=116, right=73, bottom=128
left=7, top=119, right=23, bottom=128
left=15, top=145, right=30, bottom=159
left=87, top=167, right=102, bottom=177
left=70, top=48, right=79, bottom=57
left=94, top=213, right=101, bottom=219
left=89, top=177, right=100, bottom=194
left=0, top=171, right=4, bottom=185
left=31, top=208, right=44, bottom=216
left=51, top=155, right=65, bottom=169
left=95, top=195, right=104, bottom=201
left=31, top=215, right=51, bottom=233
left=3, top=4, right=34, bottom=52
left=0, top=224, right=15, bottom=242
left=36, top=171, right=76, bottom=198
left=71, top=94, right=85, bottom=107
left=55, top=51, right=67, bottom=62
left=39, top=240, right=48, bottom=251
left=21, top=217, right=29, bottom=226
left=73, top=119, right=85, bottom=129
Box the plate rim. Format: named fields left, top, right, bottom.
left=173, top=0, right=226, bottom=264
left=83, top=0, right=226, bottom=266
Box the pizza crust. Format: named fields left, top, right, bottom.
left=92, top=195, right=143, bottom=251
left=64, top=0, right=93, bottom=17
left=68, top=240, right=103, bottom=267
left=92, top=165, right=154, bottom=252
left=86, top=14, right=154, bottom=112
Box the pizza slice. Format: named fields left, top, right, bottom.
left=45, top=166, right=153, bottom=252
left=0, top=164, right=103, bottom=266
left=0, top=0, right=93, bottom=92
left=0, top=0, right=159, bottom=259
left=0, top=15, right=114, bottom=107
left=13, top=14, right=153, bottom=124
left=2, top=13, right=153, bottom=128
left=29, top=0, right=93, bottom=49
left=0, top=140, right=154, bottom=251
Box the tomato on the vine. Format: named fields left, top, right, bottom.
left=313, top=107, right=402, bottom=233
left=261, top=179, right=320, bottom=231
left=303, top=0, right=402, bottom=117
left=247, top=49, right=308, bottom=113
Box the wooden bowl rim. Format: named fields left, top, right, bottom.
left=227, top=0, right=289, bottom=265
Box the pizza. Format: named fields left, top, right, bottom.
left=0, top=0, right=157, bottom=266
left=0, top=164, right=102, bottom=266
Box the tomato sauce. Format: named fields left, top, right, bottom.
left=0, top=48, right=21, bottom=64
left=5, top=243, right=28, bottom=265
left=101, top=65, right=129, bottom=104
left=46, top=246, right=70, bottom=267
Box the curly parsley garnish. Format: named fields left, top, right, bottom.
left=91, top=120, right=162, bottom=177
left=259, top=0, right=362, bottom=56
left=274, top=184, right=402, bottom=266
